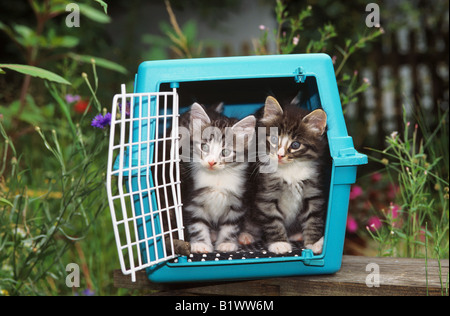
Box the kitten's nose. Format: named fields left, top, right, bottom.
left=208, top=160, right=216, bottom=167
left=277, top=148, right=285, bottom=160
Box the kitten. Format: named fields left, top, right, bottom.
left=181, top=103, right=256, bottom=253
left=239, top=96, right=328, bottom=255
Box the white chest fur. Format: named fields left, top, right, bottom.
left=275, top=160, right=317, bottom=184
left=191, top=164, right=246, bottom=221
left=273, top=160, right=318, bottom=225
left=195, top=167, right=244, bottom=192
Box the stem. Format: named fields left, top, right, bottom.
left=335, top=52, right=350, bottom=77
left=17, top=0, right=50, bottom=119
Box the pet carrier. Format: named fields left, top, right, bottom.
left=106, top=54, right=367, bottom=282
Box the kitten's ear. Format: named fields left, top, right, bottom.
left=190, top=102, right=210, bottom=134
left=213, top=102, right=224, bottom=114
left=190, top=102, right=210, bottom=124
left=290, top=91, right=302, bottom=106
left=232, top=115, right=256, bottom=143
left=303, top=109, right=327, bottom=136
left=263, top=96, right=283, bottom=121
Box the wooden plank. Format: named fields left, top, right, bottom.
left=114, top=255, right=449, bottom=296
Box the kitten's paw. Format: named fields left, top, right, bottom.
left=190, top=242, right=213, bottom=253
left=238, top=232, right=255, bottom=245
left=216, top=242, right=238, bottom=253
left=268, top=241, right=292, bottom=254
left=305, top=236, right=324, bottom=254
left=288, top=232, right=303, bottom=242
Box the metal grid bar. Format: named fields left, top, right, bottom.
left=106, top=84, right=183, bottom=282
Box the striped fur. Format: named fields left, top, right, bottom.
left=181, top=103, right=255, bottom=253
left=240, top=96, right=328, bottom=254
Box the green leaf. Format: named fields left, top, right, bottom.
left=78, top=3, right=111, bottom=23
left=13, top=24, right=38, bottom=47
left=0, top=197, right=14, bottom=208
left=46, top=82, right=77, bottom=139
left=0, top=64, right=71, bottom=85
left=50, top=35, right=80, bottom=48
left=182, top=20, right=198, bottom=42
left=67, top=53, right=127, bottom=74
left=94, top=0, right=108, bottom=14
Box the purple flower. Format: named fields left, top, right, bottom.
left=82, top=288, right=95, bottom=296
left=65, top=94, right=81, bottom=103
left=91, top=113, right=111, bottom=129
left=119, top=101, right=131, bottom=117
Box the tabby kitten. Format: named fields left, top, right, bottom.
left=239, top=96, right=328, bottom=254
left=181, top=103, right=256, bottom=253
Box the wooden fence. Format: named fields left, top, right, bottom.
left=201, top=24, right=449, bottom=151
left=354, top=26, right=449, bottom=149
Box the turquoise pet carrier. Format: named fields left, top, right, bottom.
left=106, top=54, right=367, bottom=283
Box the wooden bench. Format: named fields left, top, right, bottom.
left=114, top=255, right=449, bottom=296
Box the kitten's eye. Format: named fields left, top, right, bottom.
left=201, top=143, right=209, bottom=152
left=290, top=141, right=301, bottom=150
left=221, top=149, right=232, bottom=157
left=270, top=135, right=278, bottom=145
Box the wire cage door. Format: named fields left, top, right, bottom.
left=106, top=84, right=184, bottom=282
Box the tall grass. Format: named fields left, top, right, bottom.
left=0, top=61, right=111, bottom=296
left=367, top=107, right=449, bottom=259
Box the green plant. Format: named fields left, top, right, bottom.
left=0, top=0, right=125, bottom=130
left=253, top=1, right=383, bottom=111
left=0, top=58, right=110, bottom=296
left=367, top=107, right=449, bottom=259
left=141, top=0, right=209, bottom=60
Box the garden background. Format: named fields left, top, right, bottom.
left=0, top=0, right=448, bottom=295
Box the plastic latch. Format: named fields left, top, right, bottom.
left=302, top=249, right=325, bottom=266
left=294, top=67, right=306, bottom=83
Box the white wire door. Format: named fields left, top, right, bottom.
left=106, top=84, right=184, bottom=282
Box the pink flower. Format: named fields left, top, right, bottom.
left=387, top=183, right=399, bottom=200
left=292, top=35, right=300, bottom=46
left=367, top=216, right=382, bottom=231
left=386, top=203, right=403, bottom=228
left=371, top=172, right=382, bottom=182
left=389, top=203, right=400, bottom=219
left=346, top=215, right=358, bottom=233
left=350, top=185, right=363, bottom=200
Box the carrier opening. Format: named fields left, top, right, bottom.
left=159, top=76, right=331, bottom=262
left=160, top=76, right=323, bottom=118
